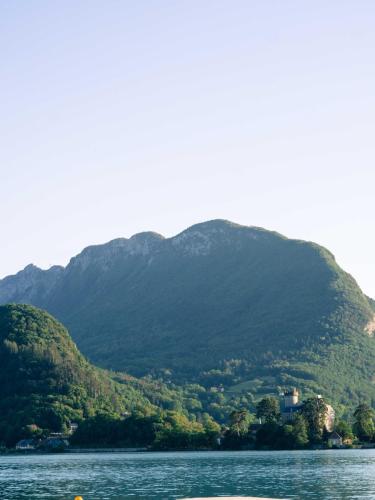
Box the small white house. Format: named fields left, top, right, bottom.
left=328, top=431, right=343, bottom=448
left=15, top=439, right=36, bottom=450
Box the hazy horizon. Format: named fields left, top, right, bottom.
left=1, top=1, right=375, bottom=297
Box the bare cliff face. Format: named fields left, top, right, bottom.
left=170, top=220, right=267, bottom=256
left=67, top=232, right=165, bottom=272
left=365, top=316, right=375, bottom=336
left=0, top=263, right=63, bottom=305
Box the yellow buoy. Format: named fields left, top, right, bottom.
left=74, top=497, right=83, bottom=500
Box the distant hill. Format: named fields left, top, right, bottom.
left=1, top=220, right=375, bottom=410
left=0, top=304, right=159, bottom=445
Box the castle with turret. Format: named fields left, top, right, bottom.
left=280, top=388, right=335, bottom=431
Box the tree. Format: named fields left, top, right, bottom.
left=221, top=410, right=253, bottom=449
left=334, top=420, right=354, bottom=442
left=201, top=413, right=221, bottom=441
left=153, top=411, right=210, bottom=450
left=256, top=397, right=280, bottom=424
left=228, top=409, right=251, bottom=437
left=70, top=412, right=121, bottom=446
left=301, top=397, right=328, bottom=443
left=255, top=422, right=280, bottom=449
left=353, top=404, right=375, bottom=442
left=256, top=415, right=309, bottom=450
left=22, top=424, right=44, bottom=439
left=291, top=414, right=309, bottom=448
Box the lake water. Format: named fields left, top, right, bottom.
left=1, top=449, right=375, bottom=499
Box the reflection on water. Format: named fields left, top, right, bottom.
left=0, top=449, right=375, bottom=499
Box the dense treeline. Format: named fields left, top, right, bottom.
left=69, top=397, right=375, bottom=451
left=220, top=397, right=375, bottom=451
left=71, top=410, right=220, bottom=450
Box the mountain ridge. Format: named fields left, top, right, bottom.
left=0, top=219, right=343, bottom=282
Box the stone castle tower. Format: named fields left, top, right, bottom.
left=283, top=388, right=299, bottom=407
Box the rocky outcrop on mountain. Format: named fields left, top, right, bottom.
left=0, top=264, right=63, bottom=305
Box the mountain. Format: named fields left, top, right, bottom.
left=1, top=220, right=375, bottom=410
left=0, top=304, right=160, bottom=445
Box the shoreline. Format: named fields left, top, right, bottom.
left=2, top=445, right=371, bottom=455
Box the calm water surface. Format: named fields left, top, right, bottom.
left=0, top=449, right=375, bottom=500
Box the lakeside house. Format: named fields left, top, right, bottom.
left=280, top=388, right=335, bottom=431
left=14, top=421, right=77, bottom=451
left=328, top=432, right=343, bottom=448
left=15, top=439, right=38, bottom=450
left=15, top=436, right=69, bottom=451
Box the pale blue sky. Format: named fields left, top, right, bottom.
left=1, top=1, right=375, bottom=297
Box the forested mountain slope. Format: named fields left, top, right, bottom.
left=0, top=304, right=158, bottom=445
left=1, top=220, right=374, bottom=409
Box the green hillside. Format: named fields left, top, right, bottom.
left=0, top=220, right=374, bottom=411
left=0, top=304, right=159, bottom=445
